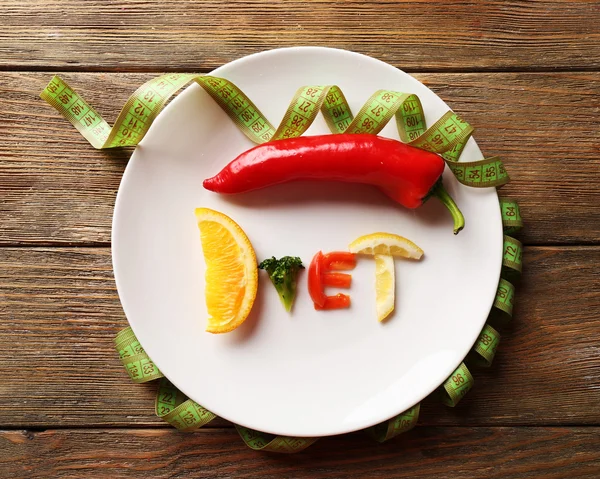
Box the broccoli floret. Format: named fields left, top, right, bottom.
left=258, top=256, right=305, bottom=312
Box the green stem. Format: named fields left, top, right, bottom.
left=432, top=182, right=465, bottom=235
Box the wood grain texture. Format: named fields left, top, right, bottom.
left=0, top=246, right=598, bottom=427
left=2, top=1, right=599, bottom=475
left=1, top=72, right=599, bottom=245
left=2, top=427, right=600, bottom=479
left=1, top=0, right=600, bottom=72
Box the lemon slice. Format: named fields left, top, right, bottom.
left=375, top=254, right=395, bottom=322
left=348, top=232, right=424, bottom=260
left=349, top=232, right=424, bottom=322
left=195, top=208, right=258, bottom=334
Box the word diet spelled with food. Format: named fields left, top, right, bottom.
left=196, top=205, right=424, bottom=334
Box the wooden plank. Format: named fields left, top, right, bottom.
left=1, top=72, right=599, bottom=245
left=2, top=427, right=600, bottom=478
left=0, top=246, right=598, bottom=427
left=1, top=1, right=600, bottom=71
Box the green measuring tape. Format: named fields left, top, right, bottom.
left=472, top=324, right=501, bottom=367
left=41, top=73, right=508, bottom=188
left=366, top=403, right=421, bottom=443
left=42, top=72, right=524, bottom=452
left=500, top=198, right=524, bottom=235
left=440, top=362, right=474, bottom=407
left=114, top=327, right=162, bottom=383
left=155, top=379, right=216, bottom=432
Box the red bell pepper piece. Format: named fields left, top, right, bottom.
left=308, top=251, right=326, bottom=308
left=323, top=271, right=352, bottom=288
left=314, top=293, right=351, bottom=310
left=322, top=272, right=352, bottom=289
left=204, top=134, right=465, bottom=233
left=322, top=252, right=356, bottom=271
left=310, top=251, right=356, bottom=310
left=309, top=252, right=355, bottom=309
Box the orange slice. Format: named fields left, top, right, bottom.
left=195, top=208, right=258, bottom=334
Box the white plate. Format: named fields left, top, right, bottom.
left=112, top=47, right=502, bottom=437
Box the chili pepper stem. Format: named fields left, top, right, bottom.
left=432, top=183, right=465, bottom=235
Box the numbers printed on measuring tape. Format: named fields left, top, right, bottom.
left=442, top=363, right=474, bottom=407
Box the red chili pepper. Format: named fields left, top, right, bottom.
left=322, top=272, right=352, bottom=288
left=314, top=293, right=351, bottom=310
left=308, top=251, right=326, bottom=307
left=204, top=134, right=465, bottom=234
left=322, top=252, right=356, bottom=271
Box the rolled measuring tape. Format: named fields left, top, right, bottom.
left=42, top=72, right=524, bottom=452
left=41, top=74, right=509, bottom=188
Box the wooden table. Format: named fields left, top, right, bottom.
left=2, top=1, right=599, bottom=477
